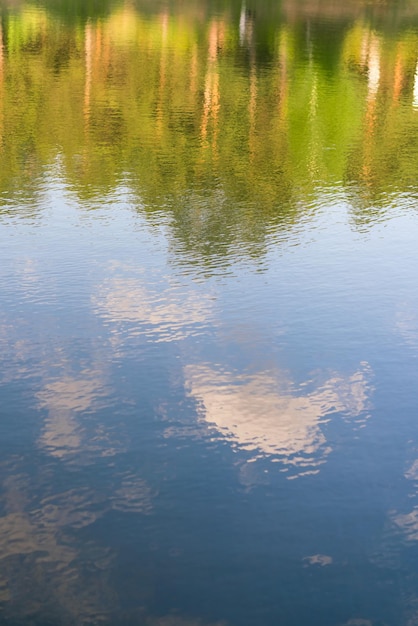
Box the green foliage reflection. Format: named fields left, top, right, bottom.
left=1, top=0, right=418, bottom=256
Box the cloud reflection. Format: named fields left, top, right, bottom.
left=185, top=363, right=372, bottom=475
left=145, top=616, right=227, bottom=626
left=396, top=305, right=418, bottom=350
left=0, top=468, right=115, bottom=621
left=37, top=369, right=109, bottom=459
left=0, top=448, right=155, bottom=620
left=392, top=508, right=418, bottom=542
left=390, top=458, right=418, bottom=543
left=93, top=277, right=214, bottom=342
left=303, top=554, right=333, bottom=566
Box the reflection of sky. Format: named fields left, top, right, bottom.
left=93, top=275, right=215, bottom=342
left=185, top=363, right=372, bottom=475
left=390, top=457, right=418, bottom=542
left=2, top=164, right=418, bottom=625
left=0, top=469, right=164, bottom=623
left=396, top=304, right=418, bottom=351
left=37, top=369, right=109, bottom=458
left=0, top=468, right=115, bottom=621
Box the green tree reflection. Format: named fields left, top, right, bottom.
left=1, top=0, right=418, bottom=257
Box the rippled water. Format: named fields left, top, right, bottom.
left=1, top=0, right=418, bottom=624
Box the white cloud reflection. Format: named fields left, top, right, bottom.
left=37, top=369, right=109, bottom=459
left=0, top=470, right=115, bottom=620
left=185, top=363, right=372, bottom=475
left=92, top=277, right=214, bottom=342
left=145, top=617, right=227, bottom=626
left=396, top=305, right=418, bottom=350
left=0, top=464, right=212, bottom=625
left=392, top=508, right=418, bottom=542
left=390, top=458, right=418, bottom=543
left=303, top=554, right=333, bottom=566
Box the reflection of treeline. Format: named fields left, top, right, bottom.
left=23, top=0, right=418, bottom=27
left=1, top=1, right=418, bottom=246
left=23, top=0, right=117, bottom=23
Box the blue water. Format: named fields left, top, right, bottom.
left=1, top=2, right=418, bottom=624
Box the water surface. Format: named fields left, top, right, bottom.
left=1, top=0, right=418, bottom=624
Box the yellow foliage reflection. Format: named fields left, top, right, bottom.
left=1, top=0, right=418, bottom=239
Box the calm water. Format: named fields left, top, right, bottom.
left=1, top=0, right=418, bottom=624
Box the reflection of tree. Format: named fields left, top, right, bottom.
left=200, top=20, right=221, bottom=153
left=0, top=20, right=3, bottom=149
left=35, top=0, right=115, bottom=24
left=1, top=1, right=418, bottom=252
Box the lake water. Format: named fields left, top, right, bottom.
left=1, top=0, right=418, bottom=624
